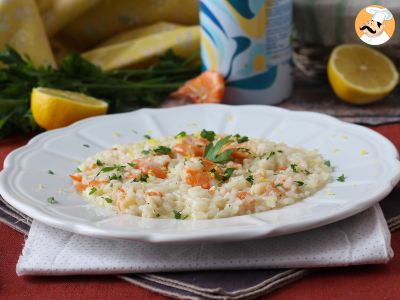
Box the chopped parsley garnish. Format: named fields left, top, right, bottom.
left=144, top=134, right=152, bottom=139
left=175, top=131, right=187, bottom=138
left=154, top=146, right=171, bottom=155
left=246, top=174, right=254, bottom=185
left=96, top=159, right=104, bottom=166
left=101, top=166, right=118, bottom=172
left=103, top=197, right=113, bottom=203
left=324, top=160, right=331, bottom=167
left=204, top=135, right=233, bottom=164
left=277, top=150, right=283, bottom=153
left=211, top=167, right=236, bottom=182
left=173, top=210, right=189, bottom=220
left=275, top=183, right=283, bottom=188
left=89, top=187, right=97, bottom=195
left=48, top=170, right=55, bottom=175
left=266, top=151, right=275, bottom=160
left=200, top=129, right=216, bottom=142
left=141, top=150, right=152, bottom=155
left=83, top=144, right=90, bottom=148
left=155, top=213, right=161, bottom=217
left=140, top=174, right=149, bottom=182
left=337, top=174, right=346, bottom=182
left=294, top=181, right=304, bottom=186
left=234, top=134, right=249, bottom=144
left=127, top=162, right=137, bottom=168
left=47, top=196, right=56, bottom=204
left=222, top=168, right=236, bottom=182
left=132, top=173, right=149, bottom=183
left=290, top=164, right=298, bottom=173
left=76, top=168, right=82, bottom=172
left=97, top=164, right=126, bottom=176
left=304, top=170, right=311, bottom=175
left=109, top=173, right=122, bottom=181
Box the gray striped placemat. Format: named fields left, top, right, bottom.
left=1, top=190, right=400, bottom=300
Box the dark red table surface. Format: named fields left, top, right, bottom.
left=2, top=124, right=400, bottom=300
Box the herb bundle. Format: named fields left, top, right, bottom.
left=0, top=47, right=200, bottom=138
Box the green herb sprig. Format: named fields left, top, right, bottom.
left=200, top=129, right=216, bottom=142
left=204, top=135, right=233, bottom=164
left=173, top=210, right=189, bottom=220
left=0, top=47, right=200, bottom=139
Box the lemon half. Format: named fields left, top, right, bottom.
left=327, top=44, right=399, bottom=105
left=31, top=87, right=108, bottom=130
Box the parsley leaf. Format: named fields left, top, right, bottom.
left=109, top=173, right=122, bottom=181
left=127, top=162, right=137, bottom=168
left=154, top=146, right=171, bottom=155
left=97, top=164, right=126, bottom=176
left=294, top=181, right=304, bottom=186
left=266, top=151, right=275, bottom=160
left=337, top=174, right=346, bottom=182
left=246, top=174, right=254, bottom=185
left=234, top=134, right=249, bottom=144
left=275, top=183, right=283, bottom=188
left=140, top=174, right=149, bottom=182
left=83, top=144, right=90, bottom=148
left=100, top=166, right=117, bottom=172
left=204, top=135, right=233, bottom=164
left=211, top=167, right=236, bottom=182
left=175, top=131, right=186, bottom=138
left=89, top=187, right=97, bottom=195
left=200, top=129, right=216, bottom=142
left=76, top=168, right=82, bottom=172
left=142, top=150, right=152, bottom=155
left=144, top=134, right=151, bottom=139
left=222, top=168, right=236, bottom=182
left=290, top=164, right=298, bottom=173
left=173, top=210, right=189, bottom=220
left=324, top=160, right=331, bottom=167
left=132, top=173, right=149, bottom=183
left=48, top=170, right=55, bottom=175
left=96, top=159, right=104, bottom=166
left=102, top=197, right=113, bottom=203
left=47, top=196, right=57, bottom=204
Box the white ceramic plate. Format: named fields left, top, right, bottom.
left=1, top=104, right=399, bottom=243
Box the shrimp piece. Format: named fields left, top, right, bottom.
left=185, top=158, right=218, bottom=189
left=237, top=191, right=248, bottom=200
left=89, top=178, right=109, bottom=186
left=133, top=155, right=170, bottom=179
left=69, top=174, right=82, bottom=182
left=222, top=142, right=251, bottom=163
left=173, top=136, right=209, bottom=157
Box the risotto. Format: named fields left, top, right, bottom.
left=70, top=130, right=332, bottom=219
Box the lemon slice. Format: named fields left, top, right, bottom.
left=327, top=44, right=398, bottom=105
left=31, top=87, right=108, bottom=130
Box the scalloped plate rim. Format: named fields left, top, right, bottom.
left=1, top=104, right=399, bottom=243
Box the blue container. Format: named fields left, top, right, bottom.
left=200, top=0, right=293, bottom=104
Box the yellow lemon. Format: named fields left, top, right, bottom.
left=327, top=44, right=398, bottom=105
left=31, top=87, right=108, bottom=130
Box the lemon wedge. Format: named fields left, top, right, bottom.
left=31, top=87, right=108, bottom=130
left=327, top=44, right=398, bottom=105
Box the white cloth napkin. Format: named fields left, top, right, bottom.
left=17, top=205, right=393, bottom=276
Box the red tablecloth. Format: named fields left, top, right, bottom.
left=2, top=125, right=400, bottom=299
